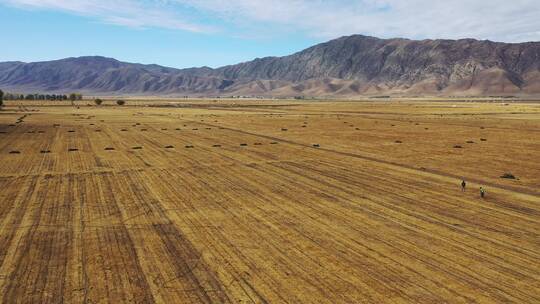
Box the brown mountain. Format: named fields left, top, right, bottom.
left=1, top=35, right=540, bottom=97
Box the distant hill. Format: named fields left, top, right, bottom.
left=2, top=35, right=540, bottom=97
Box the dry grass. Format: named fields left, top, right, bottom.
left=0, top=99, right=539, bottom=303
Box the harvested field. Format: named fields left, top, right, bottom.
left=0, top=100, right=539, bottom=303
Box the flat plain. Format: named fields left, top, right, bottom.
left=0, top=99, right=539, bottom=303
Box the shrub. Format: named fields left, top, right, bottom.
left=94, top=98, right=103, bottom=106
left=116, top=100, right=126, bottom=106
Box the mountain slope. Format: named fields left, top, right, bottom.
left=1, top=35, right=540, bottom=96
left=0, top=56, right=229, bottom=94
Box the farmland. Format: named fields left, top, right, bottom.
left=0, top=99, right=539, bottom=303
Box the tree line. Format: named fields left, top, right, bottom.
left=0, top=90, right=126, bottom=107
left=1, top=92, right=83, bottom=101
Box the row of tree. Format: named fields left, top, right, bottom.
left=0, top=89, right=127, bottom=107
left=2, top=92, right=83, bottom=101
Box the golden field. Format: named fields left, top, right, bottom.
left=0, top=99, right=538, bottom=303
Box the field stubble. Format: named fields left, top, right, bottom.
left=0, top=100, right=538, bottom=303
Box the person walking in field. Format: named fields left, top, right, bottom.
left=480, top=187, right=486, bottom=198
left=461, top=180, right=466, bottom=192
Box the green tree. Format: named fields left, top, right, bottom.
left=94, top=98, right=103, bottom=106
left=0, top=89, right=4, bottom=107
left=116, top=100, right=126, bottom=106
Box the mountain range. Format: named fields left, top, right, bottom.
left=1, top=35, right=540, bottom=97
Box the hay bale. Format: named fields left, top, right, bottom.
left=281, top=128, right=288, bottom=131
left=240, top=143, right=248, bottom=146
left=500, top=173, right=516, bottom=179
left=40, top=150, right=51, bottom=154
left=132, top=146, right=142, bottom=150
left=312, top=144, right=320, bottom=148
left=9, top=150, right=21, bottom=154
left=453, top=145, right=463, bottom=149
left=185, top=145, right=194, bottom=148
left=480, top=138, right=487, bottom=141
left=165, top=145, right=174, bottom=149
left=270, top=142, right=278, bottom=145
left=212, top=144, right=221, bottom=147
left=395, top=140, right=402, bottom=143
left=104, top=147, right=115, bottom=151
left=68, top=148, right=78, bottom=152
left=466, top=141, right=475, bottom=144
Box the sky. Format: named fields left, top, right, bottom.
left=1, top=0, right=539, bottom=69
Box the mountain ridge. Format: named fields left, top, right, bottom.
left=2, top=35, right=540, bottom=97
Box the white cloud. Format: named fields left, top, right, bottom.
left=3, top=0, right=540, bottom=42
left=1, top=0, right=214, bottom=32
left=176, top=0, right=540, bottom=42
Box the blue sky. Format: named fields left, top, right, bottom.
left=1, top=0, right=539, bottom=69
